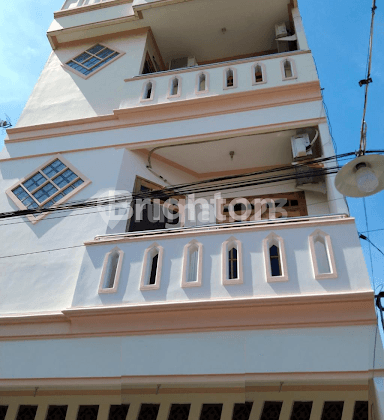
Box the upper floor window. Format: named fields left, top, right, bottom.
left=181, top=240, right=203, bottom=287
left=224, top=68, right=237, bottom=89
left=6, top=155, right=91, bottom=224
left=196, top=72, right=209, bottom=94
left=168, top=77, right=181, bottom=97
left=98, top=247, right=124, bottom=294
left=252, top=62, right=267, bottom=85
left=65, top=44, right=123, bottom=79
left=140, top=243, right=163, bottom=290
left=263, top=233, right=288, bottom=282
left=309, top=230, right=337, bottom=279
left=222, top=236, right=243, bottom=285
left=142, top=52, right=156, bottom=75
left=281, top=58, right=297, bottom=80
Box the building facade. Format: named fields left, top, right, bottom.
left=1, top=0, right=384, bottom=419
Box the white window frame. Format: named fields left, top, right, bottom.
left=181, top=240, right=203, bottom=288
left=195, top=72, right=210, bottom=95
left=63, top=43, right=125, bottom=80
left=280, top=58, right=298, bottom=81
left=140, top=242, right=163, bottom=290
left=140, top=80, right=156, bottom=102
left=222, top=236, right=243, bottom=285
left=309, top=229, right=338, bottom=280
left=251, top=62, right=267, bottom=86
left=6, top=154, right=91, bottom=224
left=263, top=232, right=289, bottom=282
left=167, top=76, right=182, bottom=99
left=98, top=247, right=124, bottom=294
left=223, top=67, right=238, bottom=90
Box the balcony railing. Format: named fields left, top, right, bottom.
left=120, top=51, right=318, bottom=110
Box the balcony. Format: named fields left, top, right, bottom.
left=119, top=51, right=318, bottom=110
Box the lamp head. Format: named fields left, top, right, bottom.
left=335, top=154, right=384, bottom=198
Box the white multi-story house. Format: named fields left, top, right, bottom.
left=1, top=1, right=384, bottom=419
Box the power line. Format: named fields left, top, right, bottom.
left=0, top=244, right=84, bottom=260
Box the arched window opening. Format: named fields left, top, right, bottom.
left=226, top=69, right=234, bottom=87
left=171, top=78, right=179, bottom=96
left=228, top=246, right=238, bottom=279
left=255, top=65, right=263, bottom=83
left=198, top=73, right=206, bottom=91
left=149, top=253, right=159, bottom=285
left=314, top=236, right=331, bottom=274
left=187, top=247, right=199, bottom=283
left=284, top=60, right=293, bottom=78
left=104, top=250, right=119, bottom=288
left=144, top=81, right=152, bottom=99
left=269, top=245, right=281, bottom=277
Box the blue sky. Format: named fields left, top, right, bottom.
left=0, top=0, right=384, bottom=289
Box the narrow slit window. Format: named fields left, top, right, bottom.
left=226, top=69, right=234, bottom=87
left=198, top=73, right=206, bottom=91
left=255, top=64, right=263, bottom=83
left=284, top=60, right=293, bottom=78
left=171, top=78, right=179, bottom=96
left=105, top=250, right=120, bottom=289
left=314, top=236, right=331, bottom=274
left=269, top=245, right=281, bottom=277
left=144, top=82, right=153, bottom=99
left=149, top=253, right=159, bottom=285
left=188, top=247, right=199, bottom=283
left=228, top=246, right=238, bottom=279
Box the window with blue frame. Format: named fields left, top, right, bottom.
left=66, top=44, right=121, bottom=78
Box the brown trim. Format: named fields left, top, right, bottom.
left=53, top=27, right=149, bottom=50
left=50, top=35, right=59, bottom=50
left=5, top=82, right=323, bottom=145
left=54, top=0, right=134, bottom=18
left=199, top=49, right=279, bottom=66
left=0, top=290, right=375, bottom=341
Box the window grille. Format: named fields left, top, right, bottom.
left=16, top=406, right=38, bottom=420
left=168, top=404, right=191, bottom=420
left=137, top=404, right=160, bottom=420
left=45, top=406, right=68, bottom=420
left=199, top=404, right=223, bottom=420
left=108, top=405, right=130, bottom=420
left=259, top=402, right=282, bottom=420
left=289, top=402, right=313, bottom=420
left=352, top=402, right=368, bottom=420
left=232, top=402, right=253, bottom=420
left=77, top=406, right=99, bottom=420
left=320, top=402, right=344, bottom=420
left=66, top=44, right=121, bottom=77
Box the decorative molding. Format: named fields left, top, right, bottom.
left=98, top=247, right=124, bottom=294
left=140, top=242, right=163, bottom=290
left=221, top=236, right=243, bottom=285
left=181, top=240, right=203, bottom=288
left=309, top=229, right=338, bottom=280
left=0, top=291, right=376, bottom=341
left=263, top=232, right=289, bottom=282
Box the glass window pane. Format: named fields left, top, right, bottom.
left=83, top=56, right=101, bottom=68
left=352, top=402, right=368, bottom=420
left=168, top=405, right=190, bottom=420
left=87, top=44, right=104, bottom=55
left=149, top=254, right=159, bottom=285
left=13, top=186, right=29, bottom=201
left=62, top=179, right=84, bottom=196
left=23, top=172, right=46, bottom=192
left=108, top=405, right=130, bottom=420
left=137, top=404, right=159, bottom=420
left=77, top=406, right=99, bottom=420
left=199, top=404, right=223, bottom=420
left=0, top=406, right=8, bottom=420
left=42, top=159, right=66, bottom=178
left=74, top=52, right=91, bottom=63
left=187, top=248, right=198, bottom=283
left=53, top=169, right=78, bottom=188
left=290, top=402, right=312, bottom=420
left=232, top=403, right=253, bottom=420
left=321, top=402, right=344, bottom=420
left=97, top=48, right=114, bottom=58
left=33, top=183, right=58, bottom=203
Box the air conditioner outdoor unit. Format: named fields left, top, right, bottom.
left=169, top=57, right=197, bottom=70
left=275, top=22, right=288, bottom=38
left=291, top=133, right=313, bottom=159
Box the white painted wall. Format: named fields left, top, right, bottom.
left=0, top=325, right=379, bottom=379
left=16, top=32, right=147, bottom=128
